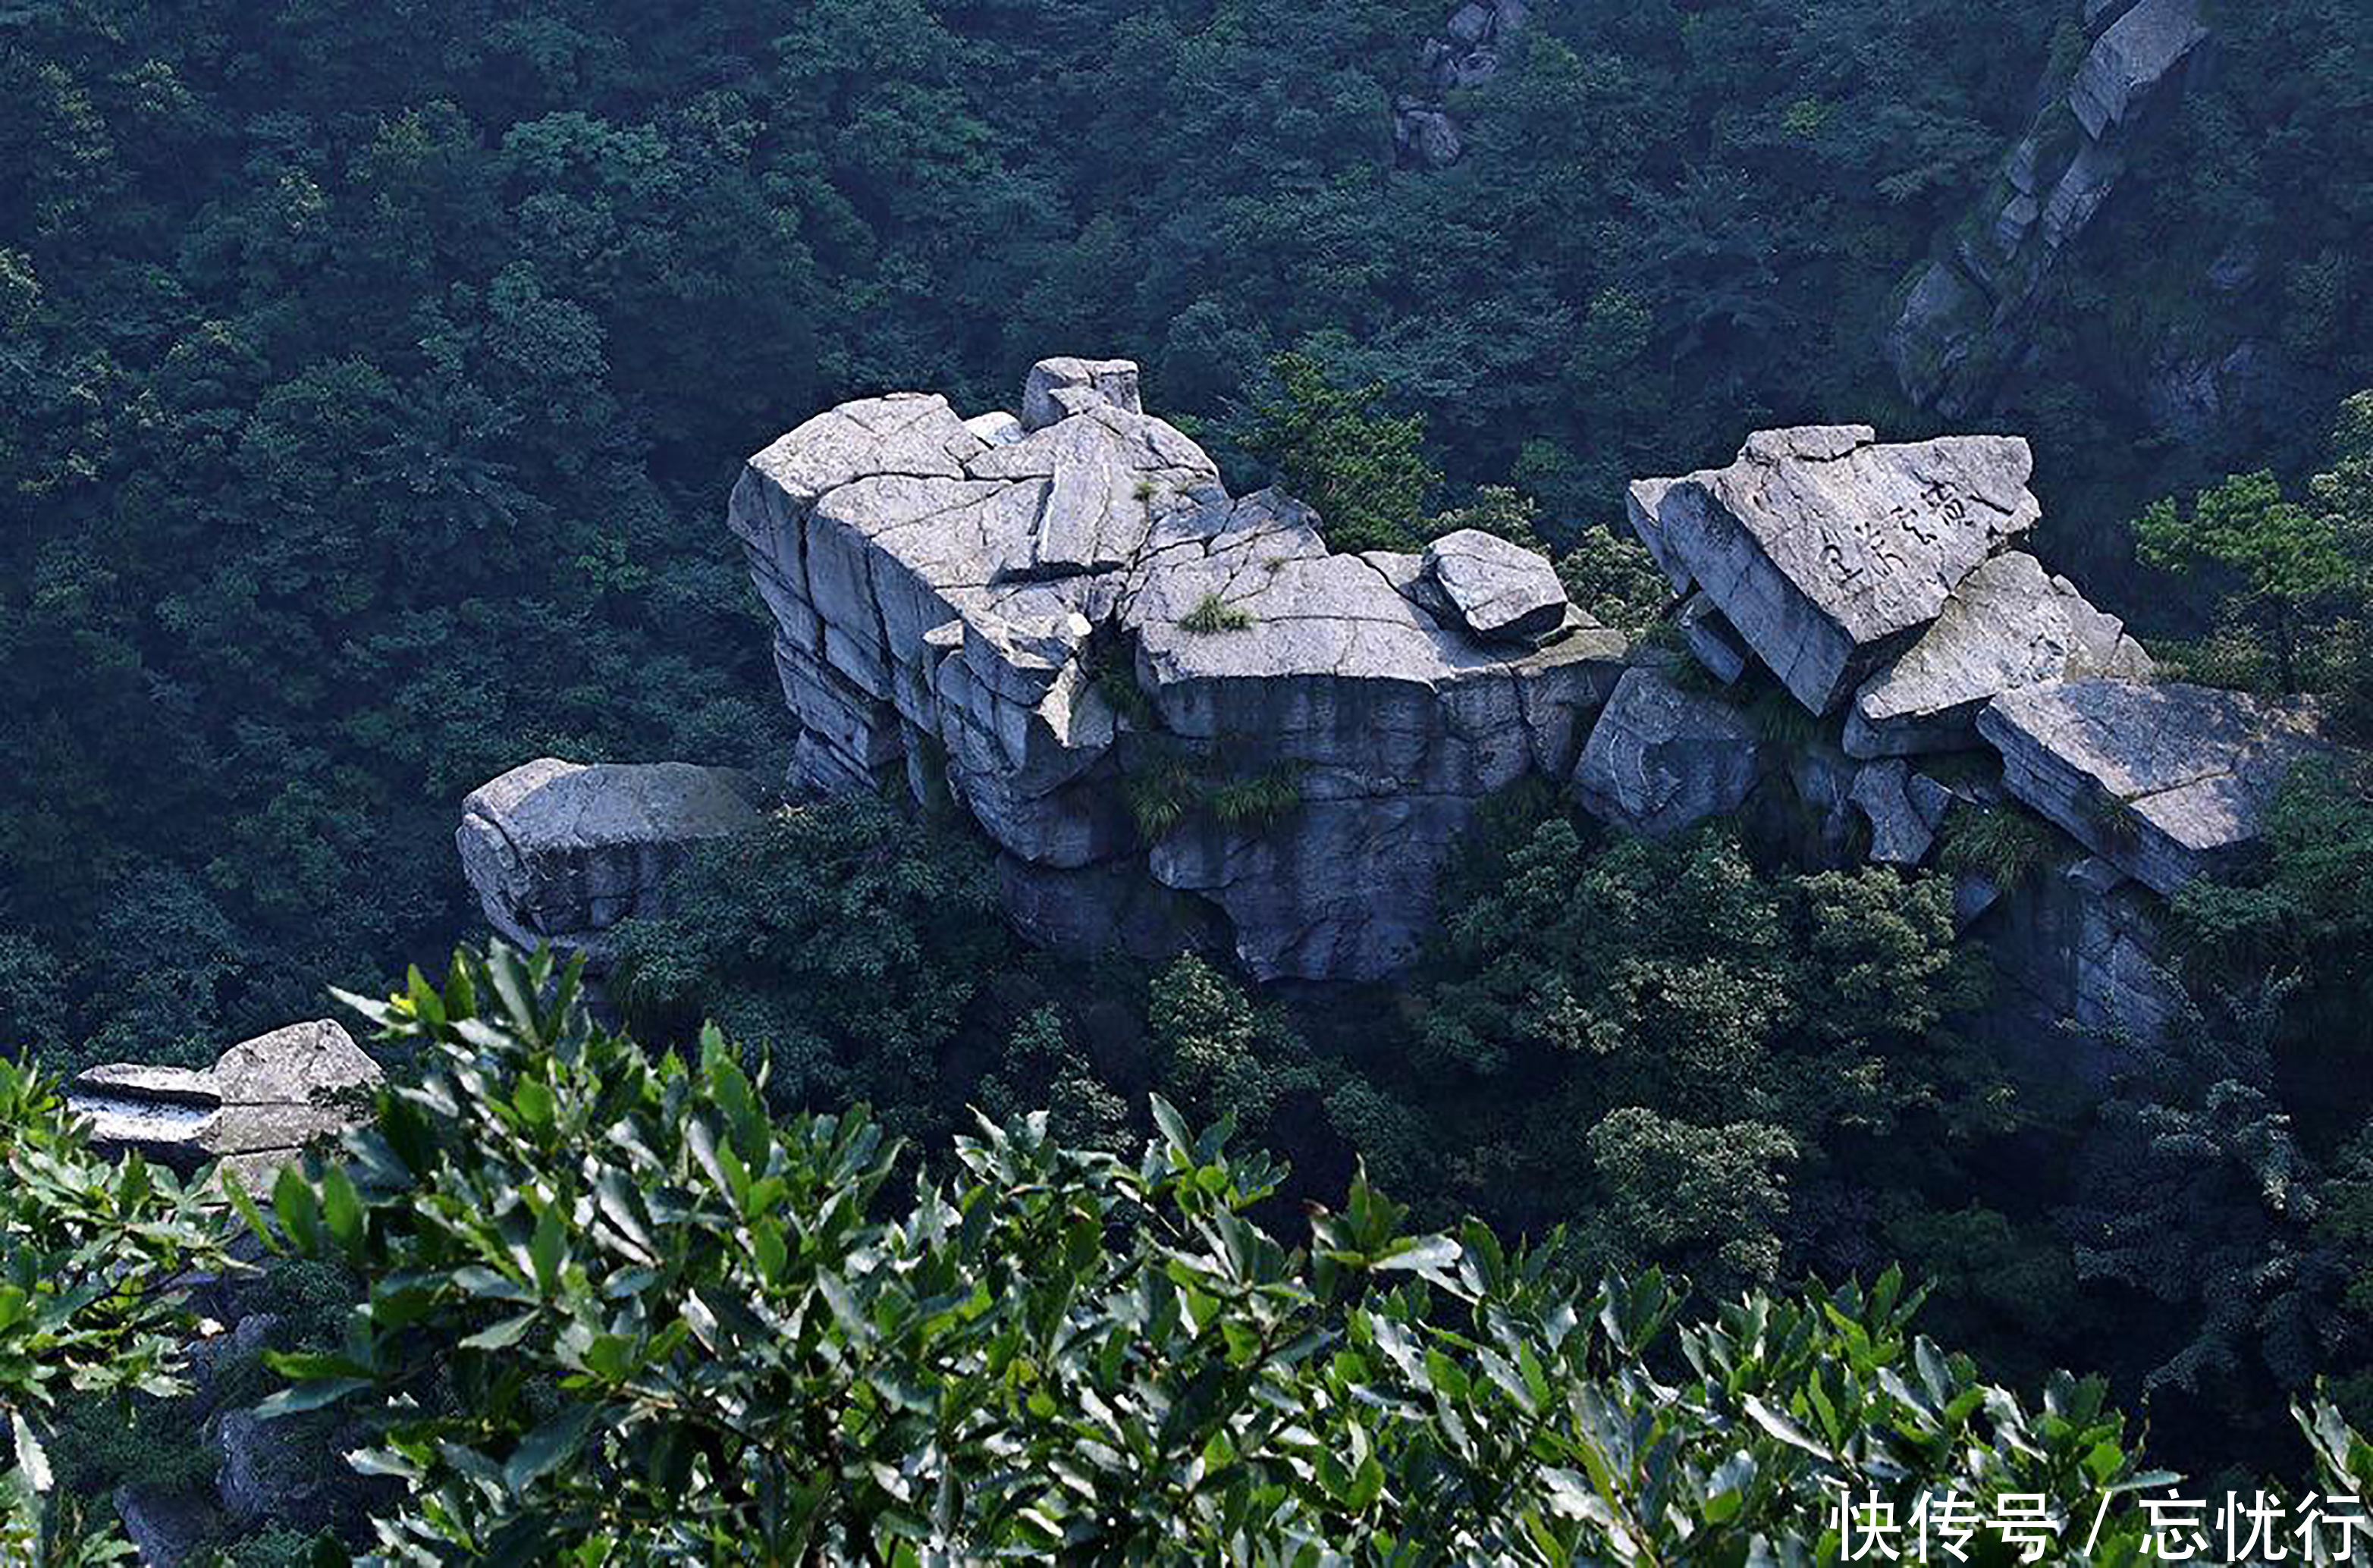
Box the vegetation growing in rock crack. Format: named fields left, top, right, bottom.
left=1177, top=591, right=1254, bottom=634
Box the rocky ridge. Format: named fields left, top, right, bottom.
left=723, top=359, right=1626, bottom=980
left=452, top=362, right=2337, bottom=1048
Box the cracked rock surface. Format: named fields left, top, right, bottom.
left=1977, top=679, right=2331, bottom=895
left=1630, top=425, right=2041, bottom=714
left=729, top=357, right=1626, bottom=980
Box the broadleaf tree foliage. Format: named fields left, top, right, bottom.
left=194, top=942, right=2344, bottom=1565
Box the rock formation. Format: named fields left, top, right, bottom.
left=1628, top=425, right=2042, bottom=713
left=1608, top=420, right=2328, bottom=1051
left=457, top=757, right=768, bottom=961
left=1395, top=0, right=1529, bottom=168
left=1886, top=0, right=2209, bottom=417
left=1845, top=550, right=2153, bottom=757
left=69, top=1020, right=382, bottom=1187
left=440, top=371, right=2337, bottom=1055
left=727, top=357, right=1625, bottom=980
left=1978, top=679, right=2331, bottom=895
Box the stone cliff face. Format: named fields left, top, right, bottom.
left=454, top=357, right=2335, bottom=1051
left=724, top=358, right=1626, bottom=980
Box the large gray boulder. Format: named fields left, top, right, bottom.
left=1628, top=426, right=2040, bottom=713
left=730, top=362, right=1628, bottom=982
left=1021, top=356, right=1144, bottom=431
left=71, top=1021, right=382, bottom=1188
left=1846, top=551, right=2153, bottom=757
left=457, top=757, right=767, bottom=958
left=1417, top=528, right=1572, bottom=644
left=216, top=1405, right=331, bottom=1526
left=1573, top=666, right=1772, bottom=837
left=1976, top=679, right=2329, bottom=895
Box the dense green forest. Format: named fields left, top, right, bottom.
left=5, top=0, right=2373, bottom=1559
left=8, top=0, right=2368, bottom=1071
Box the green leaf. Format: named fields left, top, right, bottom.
left=220, top=1167, right=284, bottom=1253
left=11, top=1414, right=50, bottom=1494
left=274, top=1164, right=323, bottom=1254
left=461, top=1312, right=541, bottom=1352
left=506, top=1404, right=601, bottom=1495
left=319, top=1162, right=366, bottom=1256
left=529, top=1204, right=567, bottom=1294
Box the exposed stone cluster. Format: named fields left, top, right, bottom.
left=450, top=365, right=2335, bottom=1053
left=1888, top=0, right=2209, bottom=417
left=1621, top=419, right=2333, bottom=1049
left=1395, top=0, right=1529, bottom=168
left=723, top=356, right=1624, bottom=980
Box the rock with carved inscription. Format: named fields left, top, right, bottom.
left=1624, top=426, right=2041, bottom=714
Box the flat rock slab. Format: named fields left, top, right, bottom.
left=1631, top=425, right=2040, bottom=714
left=458, top=757, right=767, bottom=957
left=72, top=1021, right=382, bottom=1187
left=1976, top=679, right=2329, bottom=895
left=1847, top=551, right=2152, bottom=757
left=1417, top=528, right=1572, bottom=644
left=1573, top=666, right=1772, bottom=836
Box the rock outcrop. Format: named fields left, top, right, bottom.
left=1396, top=0, right=1529, bottom=168
left=1608, top=422, right=2335, bottom=1050
left=1845, top=550, right=2153, bottom=758
left=1977, top=679, right=2331, bottom=895
left=70, top=1021, right=382, bottom=1187
left=457, top=757, right=767, bottom=960
left=1628, top=425, right=2042, bottom=713
left=730, top=357, right=1626, bottom=980
left=1573, top=666, right=1770, bottom=837
left=1886, top=0, right=2209, bottom=416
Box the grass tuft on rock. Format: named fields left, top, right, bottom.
left=1179, top=592, right=1254, bottom=634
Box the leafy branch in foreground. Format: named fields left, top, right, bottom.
left=1, top=1057, right=242, bottom=1564
left=221, top=941, right=2373, bottom=1565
